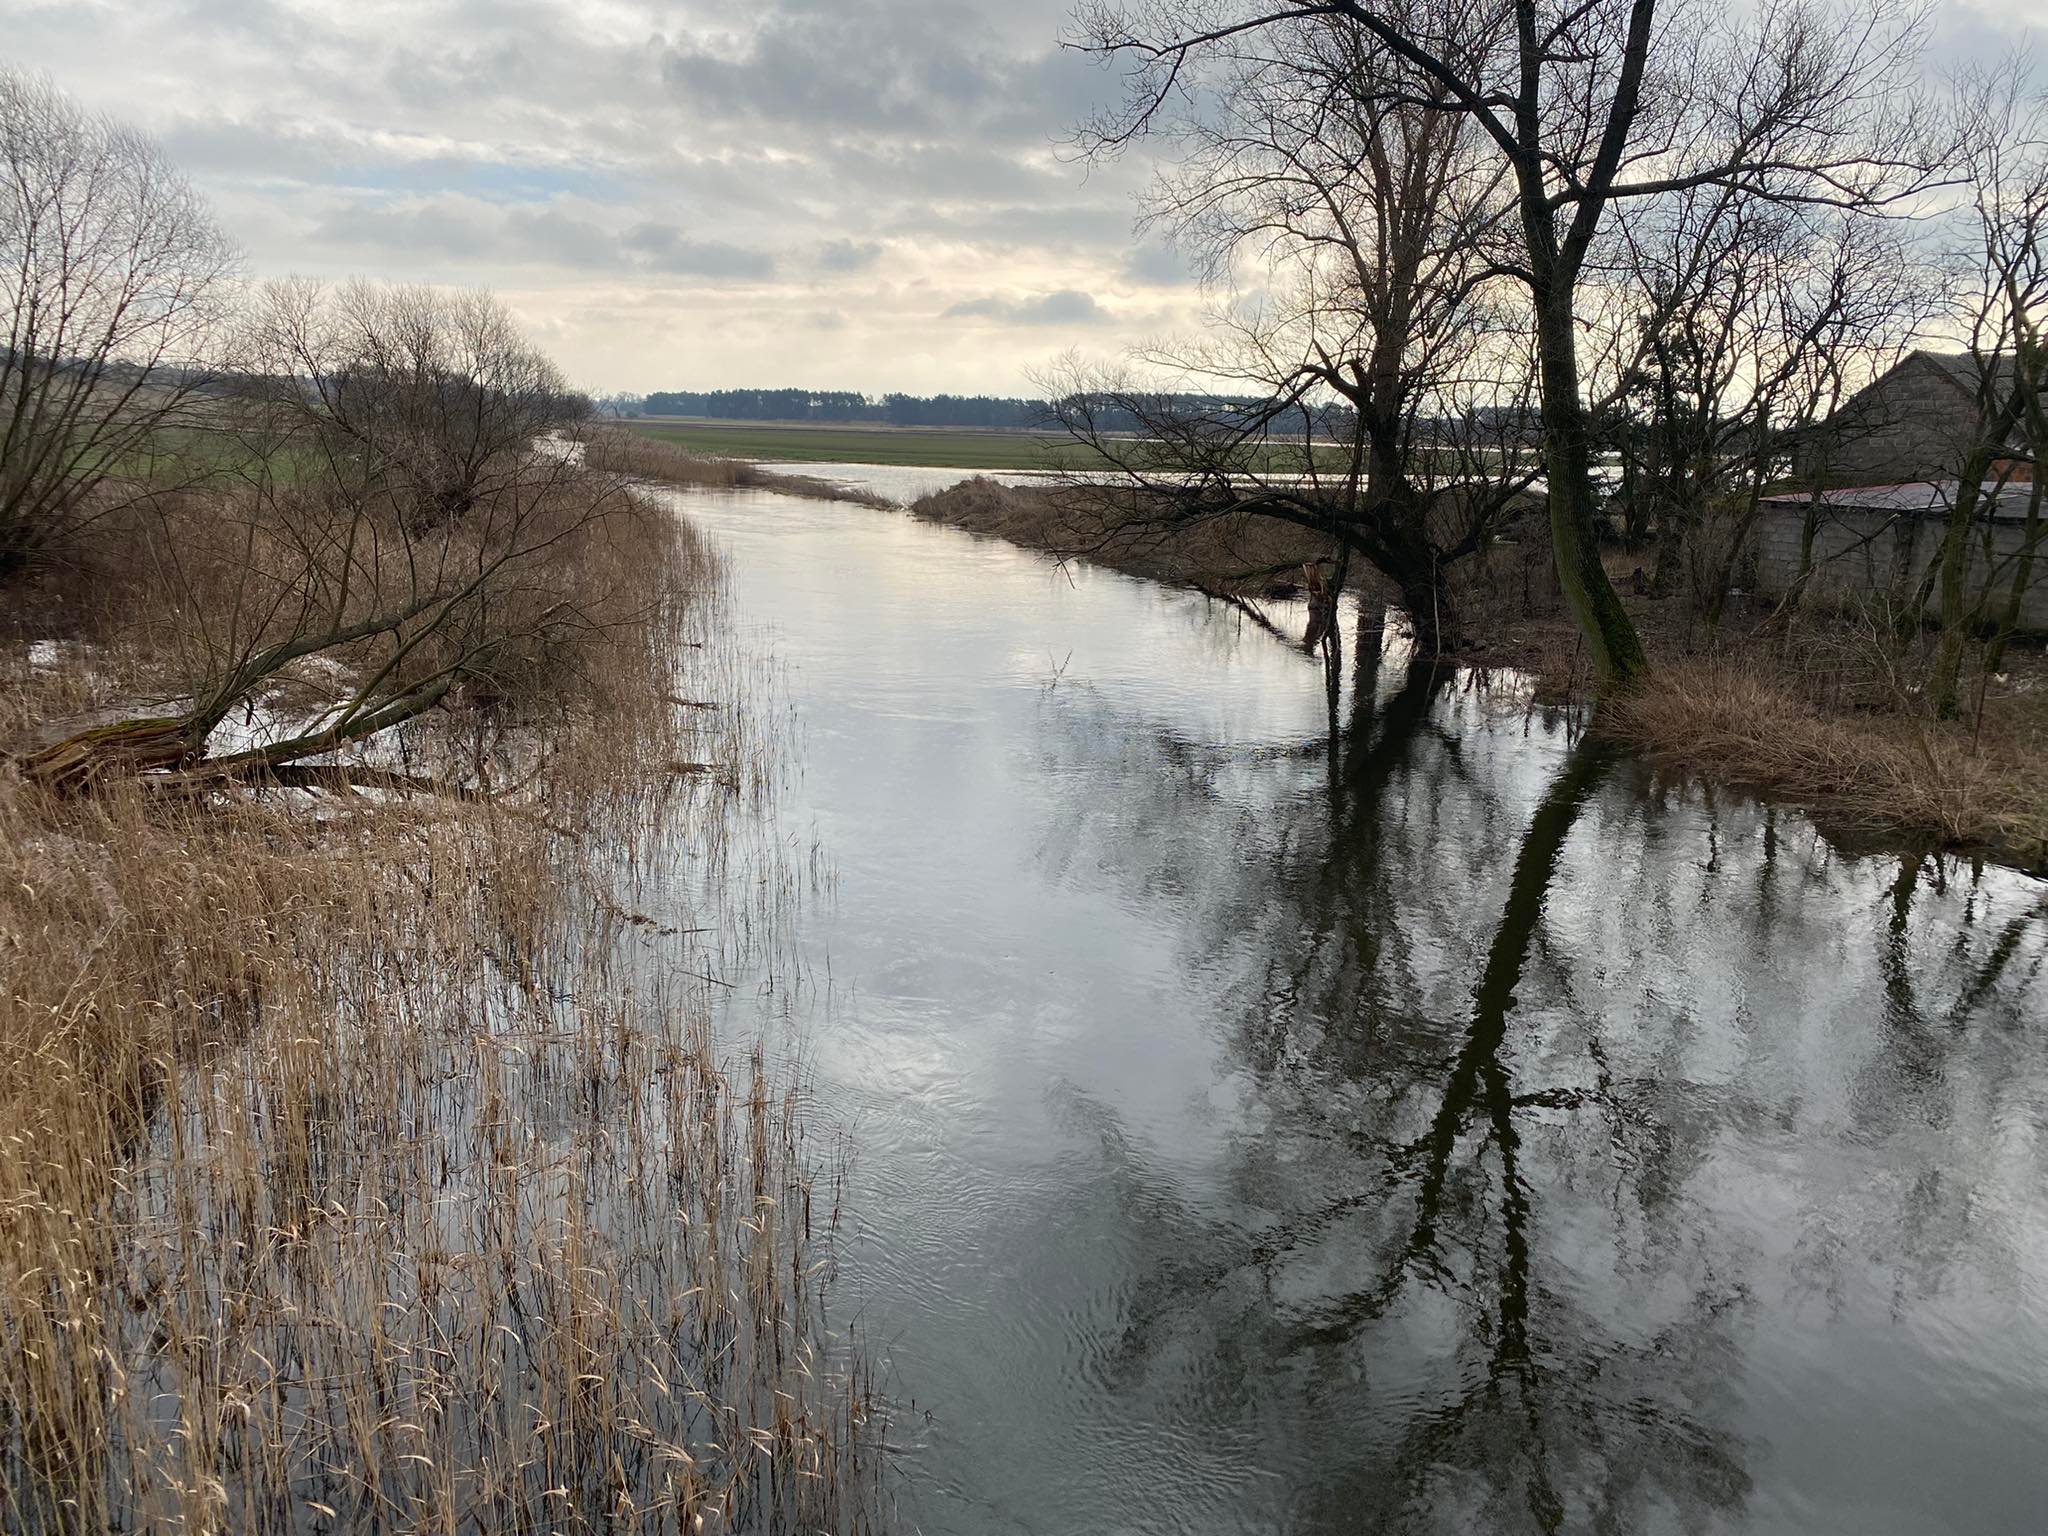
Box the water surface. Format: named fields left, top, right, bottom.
left=753, top=460, right=1052, bottom=503
left=673, top=485, right=2048, bottom=1536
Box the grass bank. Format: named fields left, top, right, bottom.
left=623, top=418, right=1071, bottom=471
left=583, top=424, right=893, bottom=506
left=909, top=475, right=1332, bottom=592
left=0, top=472, right=889, bottom=1531
left=1606, top=654, right=2047, bottom=866
left=620, top=418, right=1362, bottom=475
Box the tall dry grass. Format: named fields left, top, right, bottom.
left=909, top=476, right=1330, bottom=591
left=578, top=429, right=889, bottom=509
left=0, top=487, right=887, bottom=1532
left=1608, top=655, right=2048, bottom=862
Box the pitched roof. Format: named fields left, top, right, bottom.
left=1760, top=479, right=2037, bottom=520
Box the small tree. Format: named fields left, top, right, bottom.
left=1598, top=196, right=1929, bottom=621
left=1925, top=64, right=2048, bottom=714
left=0, top=66, right=236, bottom=578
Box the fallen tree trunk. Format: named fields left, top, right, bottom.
left=17, top=717, right=198, bottom=794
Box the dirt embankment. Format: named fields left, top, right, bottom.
left=908, top=475, right=1334, bottom=593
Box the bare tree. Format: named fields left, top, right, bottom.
left=1599, top=194, right=1929, bottom=622
left=1047, top=3, right=1541, bottom=649
left=239, top=279, right=584, bottom=528
left=0, top=65, right=237, bottom=578
left=1924, top=63, right=2048, bottom=715
left=1073, top=0, right=1938, bottom=687
left=21, top=282, right=630, bottom=795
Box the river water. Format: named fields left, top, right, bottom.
left=669, top=484, right=2047, bottom=1536
left=752, top=460, right=1057, bottom=503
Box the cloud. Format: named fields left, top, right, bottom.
left=305, top=195, right=774, bottom=280
left=2, top=0, right=1184, bottom=389
left=620, top=221, right=777, bottom=277
left=817, top=238, right=883, bottom=272
left=943, top=289, right=1106, bottom=325
left=1122, top=240, right=1195, bottom=287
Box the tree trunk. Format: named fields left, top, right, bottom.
left=1784, top=490, right=1823, bottom=614
left=1982, top=475, right=2044, bottom=677
left=21, top=717, right=198, bottom=795
left=1927, top=481, right=1986, bottom=719
left=1533, top=284, right=1648, bottom=688
left=1650, top=494, right=1687, bottom=599
left=1930, top=388, right=2028, bottom=717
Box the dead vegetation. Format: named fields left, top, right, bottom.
left=909, top=475, right=1331, bottom=592
left=579, top=427, right=891, bottom=509
left=0, top=502, right=890, bottom=1533
left=1604, top=637, right=2048, bottom=867
left=0, top=274, right=890, bottom=1531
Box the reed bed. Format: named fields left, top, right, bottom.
left=0, top=494, right=887, bottom=1532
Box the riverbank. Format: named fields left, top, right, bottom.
left=583, top=423, right=896, bottom=506
left=0, top=472, right=888, bottom=1529
left=621, top=417, right=1069, bottom=470
left=908, top=475, right=2048, bottom=869
left=909, top=474, right=1333, bottom=592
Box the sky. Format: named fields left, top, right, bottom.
left=3, top=0, right=2043, bottom=397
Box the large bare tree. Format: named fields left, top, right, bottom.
left=0, top=65, right=236, bottom=577
left=1073, top=0, right=1937, bottom=687
left=1047, top=2, right=1541, bottom=649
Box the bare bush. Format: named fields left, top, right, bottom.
left=240, top=279, right=584, bottom=527
left=16, top=283, right=642, bottom=796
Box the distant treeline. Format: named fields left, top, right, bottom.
left=614, top=388, right=1353, bottom=437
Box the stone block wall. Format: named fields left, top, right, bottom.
left=1752, top=504, right=2048, bottom=630
left=1797, top=355, right=1990, bottom=486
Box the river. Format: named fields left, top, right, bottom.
left=667, top=482, right=2047, bottom=1536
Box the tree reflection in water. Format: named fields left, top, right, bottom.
left=1048, top=610, right=2044, bottom=1534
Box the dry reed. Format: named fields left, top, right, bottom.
left=1607, top=656, right=2047, bottom=862
left=909, top=476, right=1330, bottom=592
left=578, top=430, right=890, bottom=510
left=0, top=489, right=888, bottom=1532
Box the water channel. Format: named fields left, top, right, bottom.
left=671, top=481, right=2047, bottom=1536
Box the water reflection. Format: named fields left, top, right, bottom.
left=674, top=488, right=2048, bottom=1536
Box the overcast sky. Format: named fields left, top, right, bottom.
left=4, top=0, right=2043, bottom=396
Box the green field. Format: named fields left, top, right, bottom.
left=622, top=418, right=1076, bottom=470
left=620, top=416, right=1372, bottom=474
